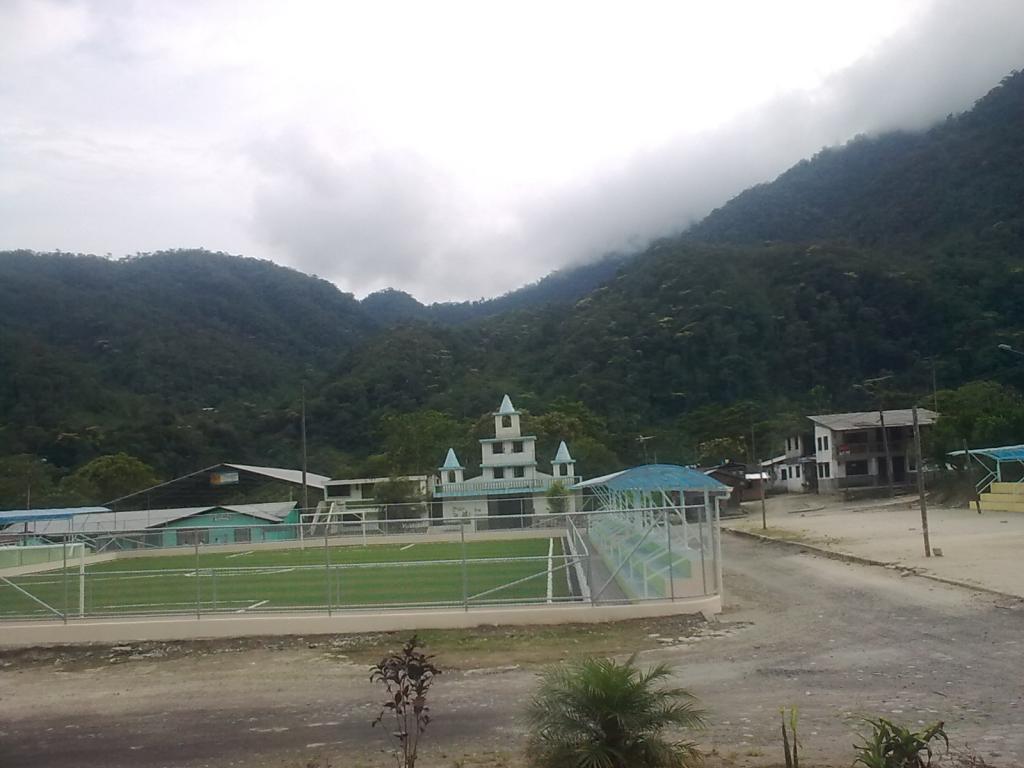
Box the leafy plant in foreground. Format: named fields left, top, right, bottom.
left=370, top=635, right=441, bottom=768
left=525, top=655, right=705, bottom=768
left=853, top=717, right=948, bottom=768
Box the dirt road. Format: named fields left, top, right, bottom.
left=2, top=534, right=1022, bottom=767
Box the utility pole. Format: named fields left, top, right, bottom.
left=750, top=420, right=767, bottom=530
left=931, top=359, right=939, bottom=413
left=878, top=409, right=894, bottom=497
left=301, top=383, right=309, bottom=514
left=913, top=406, right=931, bottom=557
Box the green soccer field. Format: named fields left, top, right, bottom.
left=0, top=537, right=574, bottom=619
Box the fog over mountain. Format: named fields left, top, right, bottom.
left=1, top=0, right=1023, bottom=300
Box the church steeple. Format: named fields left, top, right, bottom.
left=493, top=394, right=522, bottom=438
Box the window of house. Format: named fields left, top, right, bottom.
left=781, top=468, right=788, bottom=480
left=846, top=460, right=868, bottom=476
left=823, top=435, right=829, bottom=450
left=795, top=465, right=801, bottom=478
left=512, top=441, right=524, bottom=453
left=492, top=442, right=505, bottom=454
left=513, top=466, right=525, bottom=478
left=560, top=464, right=568, bottom=476
left=501, top=415, right=512, bottom=428
left=447, top=471, right=456, bottom=483
left=816, top=437, right=822, bottom=451
left=333, top=484, right=351, bottom=497
left=493, top=467, right=504, bottom=479
left=823, top=463, right=831, bottom=477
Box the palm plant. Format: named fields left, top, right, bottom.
left=525, top=655, right=706, bottom=768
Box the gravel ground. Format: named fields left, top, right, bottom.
left=729, top=493, right=1024, bottom=597
left=1, top=533, right=1022, bottom=768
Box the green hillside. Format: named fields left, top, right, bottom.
left=3, top=69, right=1024, bottom=507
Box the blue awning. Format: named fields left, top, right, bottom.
left=573, top=464, right=729, bottom=494
left=0, top=507, right=110, bottom=525
left=948, top=445, right=1024, bottom=461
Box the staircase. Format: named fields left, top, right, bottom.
left=980, top=482, right=1024, bottom=512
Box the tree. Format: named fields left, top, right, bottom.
left=60, top=453, right=160, bottom=504
left=380, top=411, right=472, bottom=475
left=526, top=656, right=705, bottom=768
left=546, top=480, right=568, bottom=515
left=0, top=454, right=57, bottom=509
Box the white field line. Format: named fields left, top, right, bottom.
left=546, top=538, right=554, bottom=604
left=399, top=544, right=416, bottom=551
left=226, top=551, right=255, bottom=559
left=236, top=599, right=269, bottom=613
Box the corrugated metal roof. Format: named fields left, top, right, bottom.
left=573, top=464, right=729, bottom=493
left=9, top=502, right=296, bottom=535
left=0, top=507, right=110, bottom=525
left=223, top=464, right=331, bottom=489
left=809, top=408, right=939, bottom=431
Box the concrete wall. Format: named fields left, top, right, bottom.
left=0, top=595, right=721, bottom=648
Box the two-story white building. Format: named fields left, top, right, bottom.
left=808, top=409, right=938, bottom=493
left=434, top=395, right=578, bottom=528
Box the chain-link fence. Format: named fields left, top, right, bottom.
left=0, top=504, right=720, bottom=622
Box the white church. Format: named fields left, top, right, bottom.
left=433, top=395, right=579, bottom=527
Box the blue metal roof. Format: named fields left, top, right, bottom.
left=949, top=444, right=1024, bottom=461
left=0, top=507, right=110, bottom=525
left=573, top=464, right=729, bottom=493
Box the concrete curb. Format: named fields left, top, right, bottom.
left=722, top=527, right=1024, bottom=602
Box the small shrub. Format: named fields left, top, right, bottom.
left=526, top=655, right=705, bottom=768
left=370, top=635, right=441, bottom=768
left=853, top=717, right=948, bottom=768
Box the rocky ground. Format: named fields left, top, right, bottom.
left=2, top=533, right=1022, bottom=768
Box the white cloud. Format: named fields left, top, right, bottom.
left=0, top=0, right=1022, bottom=300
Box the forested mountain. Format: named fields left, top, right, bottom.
left=360, top=252, right=633, bottom=326
left=689, top=70, right=1024, bottom=248
left=3, top=69, right=1024, bottom=507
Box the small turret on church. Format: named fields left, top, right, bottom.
left=439, top=448, right=464, bottom=485
left=551, top=440, right=575, bottom=480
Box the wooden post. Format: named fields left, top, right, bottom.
left=913, top=407, right=931, bottom=557
left=879, top=409, right=894, bottom=497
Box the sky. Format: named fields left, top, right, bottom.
left=2, top=1, right=1023, bottom=302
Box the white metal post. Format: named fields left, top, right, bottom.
left=79, top=540, right=86, bottom=617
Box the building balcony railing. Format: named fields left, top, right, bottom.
left=835, top=441, right=911, bottom=459
left=433, top=476, right=580, bottom=497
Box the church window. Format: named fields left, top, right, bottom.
left=501, top=415, right=512, bottom=428
left=447, top=471, right=455, bottom=483
left=559, top=464, right=568, bottom=476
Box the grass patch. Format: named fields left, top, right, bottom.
left=0, top=538, right=573, bottom=618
